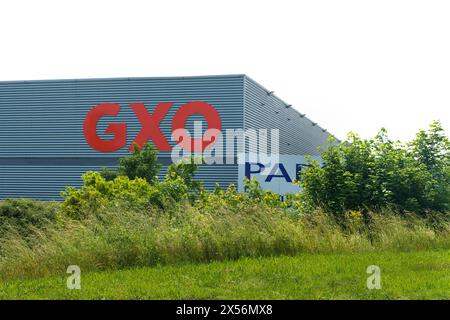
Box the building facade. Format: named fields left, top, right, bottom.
left=0, top=75, right=331, bottom=200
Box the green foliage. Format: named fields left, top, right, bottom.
left=62, top=144, right=204, bottom=218
left=165, top=156, right=203, bottom=201
left=298, top=121, right=450, bottom=216
left=61, top=172, right=156, bottom=219
left=150, top=176, right=190, bottom=209
left=98, top=167, right=119, bottom=181
left=411, top=121, right=450, bottom=174
left=242, top=177, right=300, bottom=210
left=61, top=170, right=194, bottom=219
left=101, top=143, right=161, bottom=184
left=410, top=121, right=450, bottom=211
left=198, top=177, right=299, bottom=213
left=0, top=199, right=59, bottom=237
left=65, top=144, right=311, bottom=220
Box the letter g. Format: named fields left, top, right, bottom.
left=83, top=103, right=127, bottom=152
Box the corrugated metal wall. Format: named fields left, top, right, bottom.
left=0, top=75, right=244, bottom=200
left=0, top=74, right=332, bottom=200
left=244, top=76, right=331, bottom=155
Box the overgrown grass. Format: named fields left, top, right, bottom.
left=1, top=250, right=449, bottom=299
left=0, top=202, right=448, bottom=281
left=0, top=199, right=59, bottom=238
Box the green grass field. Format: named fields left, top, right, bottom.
left=1, top=250, right=448, bottom=300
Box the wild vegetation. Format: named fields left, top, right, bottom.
left=299, top=120, right=450, bottom=215
left=0, top=121, right=448, bottom=284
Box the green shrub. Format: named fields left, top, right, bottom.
left=61, top=172, right=156, bottom=219
left=197, top=178, right=299, bottom=214
left=61, top=171, right=194, bottom=219
left=118, top=143, right=161, bottom=183
left=165, top=156, right=203, bottom=202
left=298, top=121, right=450, bottom=217
left=100, top=143, right=161, bottom=184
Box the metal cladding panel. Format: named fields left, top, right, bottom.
left=0, top=75, right=244, bottom=200
left=0, top=166, right=114, bottom=200
left=0, top=165, right=238, bottom=201
left=244, top=76, right=331, bottom=156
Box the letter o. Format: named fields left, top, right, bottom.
left=172, top=101, right=222, bottom=152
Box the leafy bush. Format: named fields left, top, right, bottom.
left=165, top=156, right=203, bottom=202
left=196, top=177, right=300, bottom=216
left=61, top=171, right=195, bottom=219
left=298, top=121, right=450, bottom=216
left=61, top=157, right=202, bottom=219
left=63, top=145, right=211, bottom=218
left=61, top=172, right=156, bottom=219
left=100, top=143, right=161, bottom=184
left=0, top=199, right=59, bottom=237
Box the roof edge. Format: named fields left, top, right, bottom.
left=243, top=75, right=338, bottom=140
left=0, top=74, right=247, bottom=84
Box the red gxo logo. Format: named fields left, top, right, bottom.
left=83, top=101, right=222, bottom=152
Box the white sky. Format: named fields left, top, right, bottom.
left=1, top=0, right=449, bottom=142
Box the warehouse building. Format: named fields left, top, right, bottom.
left=0, top=75, right=331, bottom=200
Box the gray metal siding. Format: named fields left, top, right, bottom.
left=244, top=76, right=331, bottom=155
left=0, top=166, right=114, bottom=200
left=0, top=75, right=244, bottom=200
left=0, top=165, right=238, bottom=200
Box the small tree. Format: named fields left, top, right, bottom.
left=298, top=121, right=450, bottom=217
left=165, top=156, right=202, bottom=202
left=119, top=143, right=161, bottom=184
left=100, top=143, right=161, bottom=184
left=410, top=120, right=450, bottom=212
left=411, top=120, right=450, bottom=177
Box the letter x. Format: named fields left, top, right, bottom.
left=130, top=102, right=172, bottom=151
